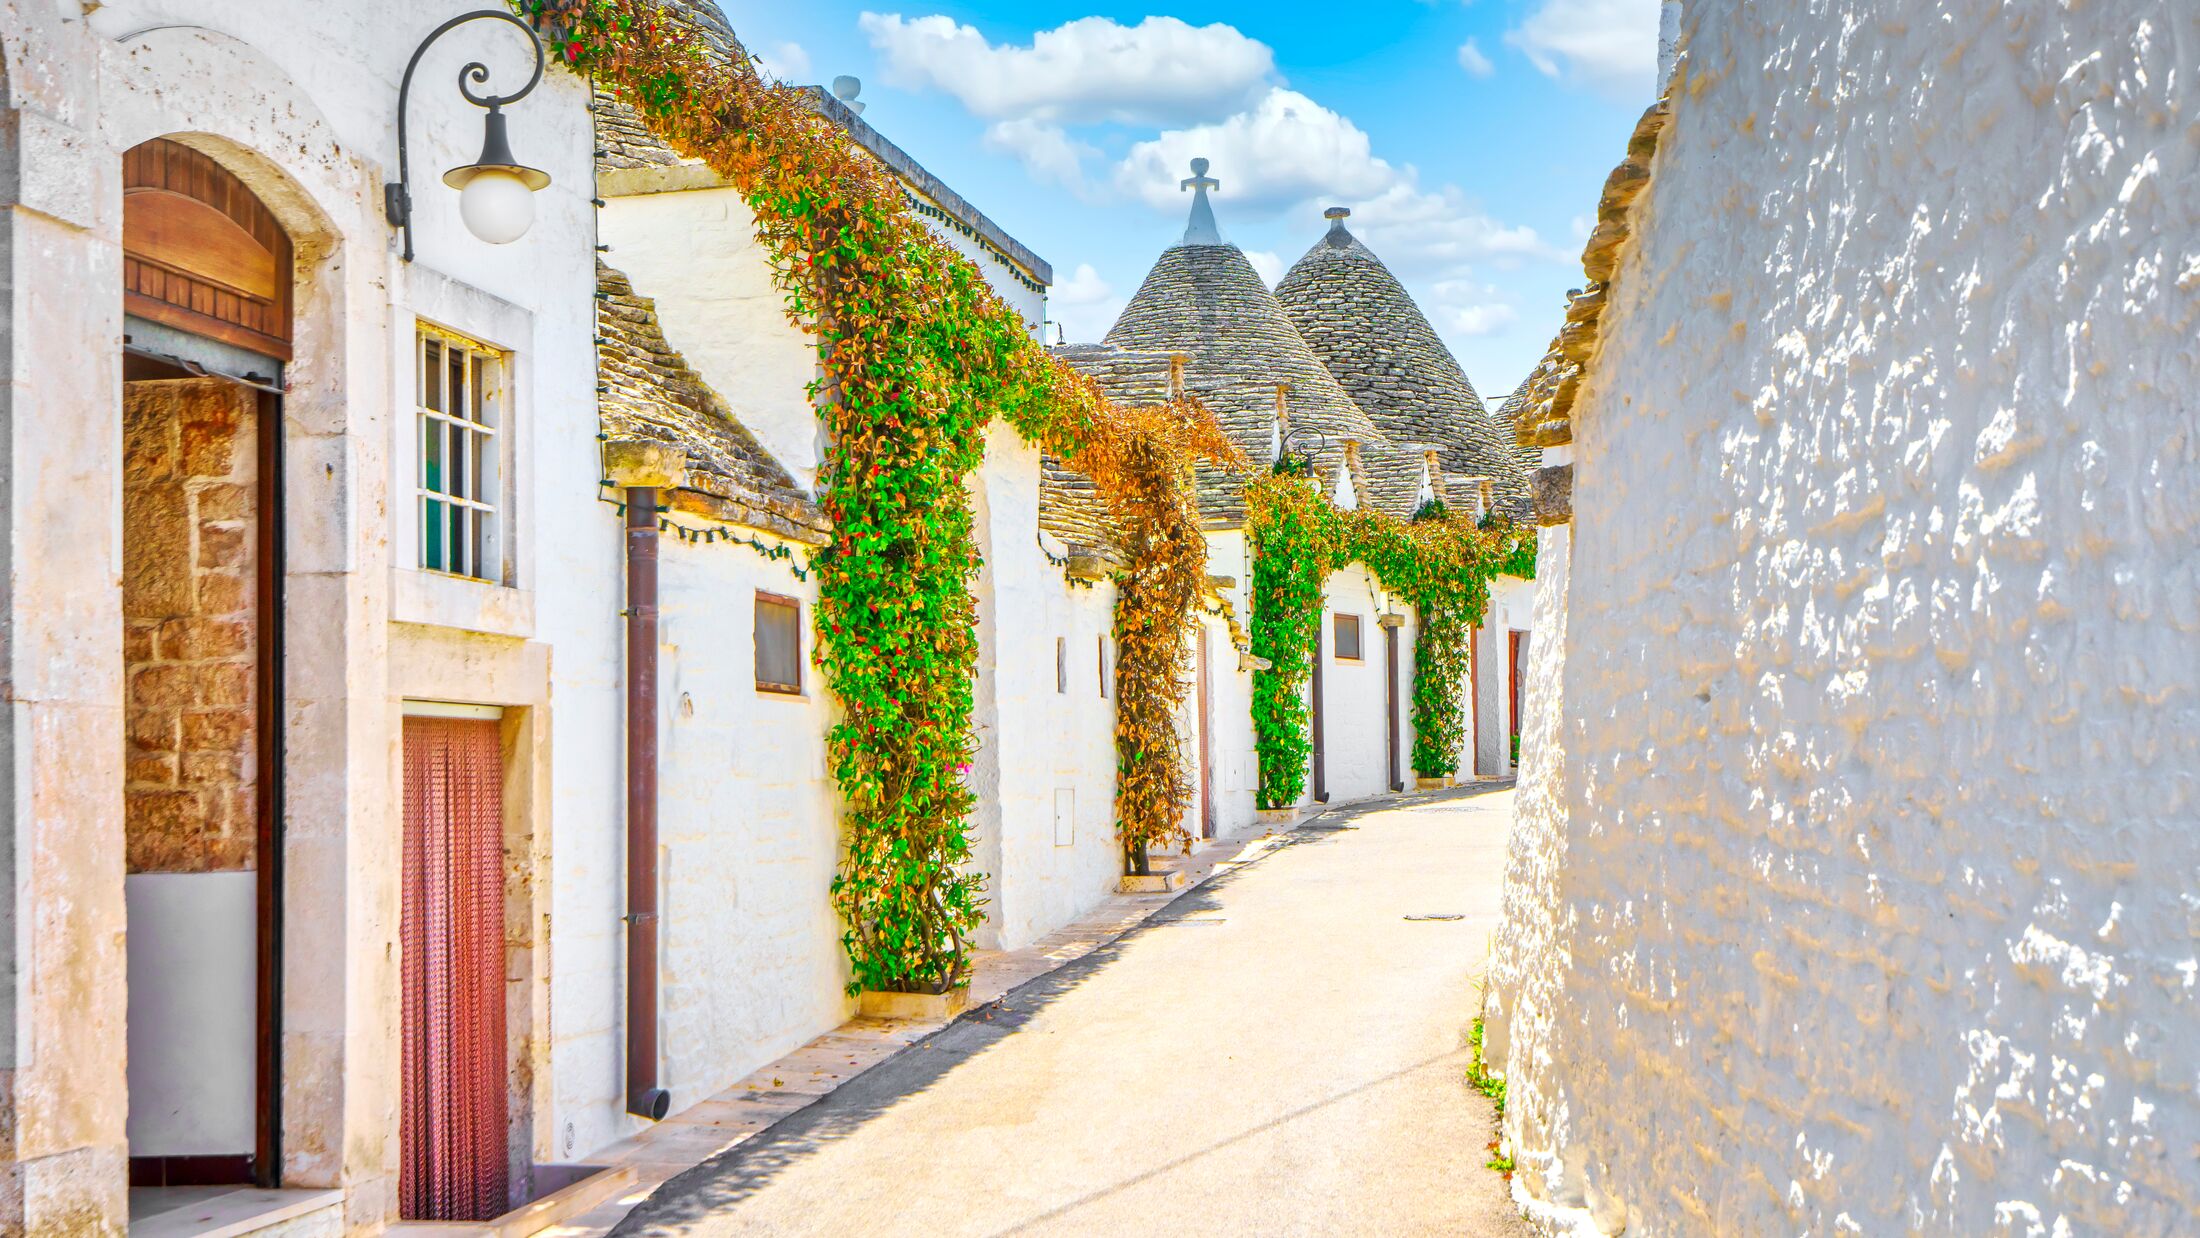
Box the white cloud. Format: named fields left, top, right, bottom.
left=752, top=40, right=811, bottom=83
left=1445, top=301, right=1519, bottom=336
left=1115, top=89, right=1395, bottom=213
left=982, top=119, right=1098, bottom=193
left=859, top=13, right=1273, bottom=125
left=1456, top=39, right=1495, bottom=78
left=1049, top=264, right=1123, bottom=344
left=1348, top=180, right=1559, bottom=269
left=1505, top=0, right=1661, bottom=98
left=1053, top=262, right=1114, bottom=306
left=1243, top=250, right=1285, bottom=288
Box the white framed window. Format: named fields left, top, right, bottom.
left=416, top=325, right=506, bottom=582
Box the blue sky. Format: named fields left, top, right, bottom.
left=721, top=0, right=1662, bottom=398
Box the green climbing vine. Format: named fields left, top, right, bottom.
left=1246, top=468, right=1535, bottom=807
left=525, top=0, right=1234, bottom=992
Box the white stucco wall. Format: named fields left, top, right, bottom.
left=650, top=539, right=849, bottom=1121
left=1316, top=562, right=1406, bottom=806
left=969, top=427, right=1122, bottom=950
left=1488, top=2, right=2200, bottom=1233
left=1198, top=529, right=1267, bottom=829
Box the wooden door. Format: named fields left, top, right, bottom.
left=1509, top=630, right=1528, bottom=767
left=401, top=716, right=509, bottom=1221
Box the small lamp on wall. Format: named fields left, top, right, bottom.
left=386, top=9, right=553, bottom=261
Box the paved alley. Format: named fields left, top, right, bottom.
left=612, top=786, right=1526, bottom=1238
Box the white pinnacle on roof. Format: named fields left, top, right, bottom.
left=1179, top=158, right=1223, bottom=245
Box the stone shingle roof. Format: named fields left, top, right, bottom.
left=1038, top=346, right=1182, bottom=559
left=594, top=0, right=740, bottom=170
left=1102, top=242, right=1423, bottom=524
left=1276, top=214, right=1533, bottom=519
left=597, top=261, right=829, bottom=544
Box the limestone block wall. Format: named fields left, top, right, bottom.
left=1486, top=2, right=2200, bottom=1233
left=122, top=378, right=258, bottom=874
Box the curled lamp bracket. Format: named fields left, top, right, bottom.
left=385, top=9, right=548, bottom=262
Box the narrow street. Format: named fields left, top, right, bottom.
left=614, top=787, right=1526, bottom=1238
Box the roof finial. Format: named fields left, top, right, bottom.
left=832, top=75, right=865, bottom=116
left=1323, top=205, right=1353, bottom=249
left=1180, top=157, right=1222, bottom=245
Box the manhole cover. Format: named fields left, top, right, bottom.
left=1403, top=913, right=1465, bottom=922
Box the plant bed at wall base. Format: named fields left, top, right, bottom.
left=857, top=987, right=971, bottom=1022
left=526, top=0, right=1238, bottom=990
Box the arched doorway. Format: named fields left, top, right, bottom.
left=119, top=136, right=288, bottom=1195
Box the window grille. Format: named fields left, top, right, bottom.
left=418, top=328, right=504, bottom=581
left=755, top=593, right=803, bottom=694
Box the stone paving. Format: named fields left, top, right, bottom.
left=576, top=783, right=1524, bottom=1237
left=539, top=821, right=1305, bottom=1236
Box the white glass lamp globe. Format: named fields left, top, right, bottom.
left=457, top=168, right=537, bottom=245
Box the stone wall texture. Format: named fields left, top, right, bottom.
left=122, top=378, right=258, bottom=874
left=1485, top=2, right=2200, bottom=1234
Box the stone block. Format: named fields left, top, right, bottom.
left=603, top=439, right=689, bottom=489
left=195, top=482, right=253, bottom=522
left=197, top=522, right=248, bottom=570
left=200, top=663, right=252, bottom=707
left=180, top=750, right=243, bottom=787
left=1533, top=464, right=1574, bottom=527
left=128, top=710, right=178, bottom=753
left=130, top=665, right=198, bottom=709
left=182, top=708, right=254, bottom=752
left=162, top=616, right=252, bottom=661
left=197, top=570, right=249, bottom=614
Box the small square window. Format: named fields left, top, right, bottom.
left=755, top=593, right=803, bottom=694
left=1333, top=613, right=1363, bottom=661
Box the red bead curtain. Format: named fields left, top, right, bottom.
left=400, top=716, right=509, bottom=1221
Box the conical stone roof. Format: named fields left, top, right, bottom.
left=1276, top=210, right=1532, bottom=518
left=1104, top=234, right=1422, bottom=524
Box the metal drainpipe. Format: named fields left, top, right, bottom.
left=625, top=486, right=671, bottom=1121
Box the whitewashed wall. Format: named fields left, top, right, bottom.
left=1487, top=2, right=2200, bottom=1233
left=1317, top=562, right=1404, bottom=805
left=968, top=427, right=1123, bottom=950
left=649, top=539, right=848, bottom=1118
left=1199, top=530, right=1266, bottom=830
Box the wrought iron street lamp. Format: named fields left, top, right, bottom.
left=386, top=9, right=552, bottom=261
left=1278, top=425, right=1330, bottom=475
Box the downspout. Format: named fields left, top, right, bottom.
left=607, top=442, right=685, bottom=1122
left=1311, top=625, right=1328, bottom=804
